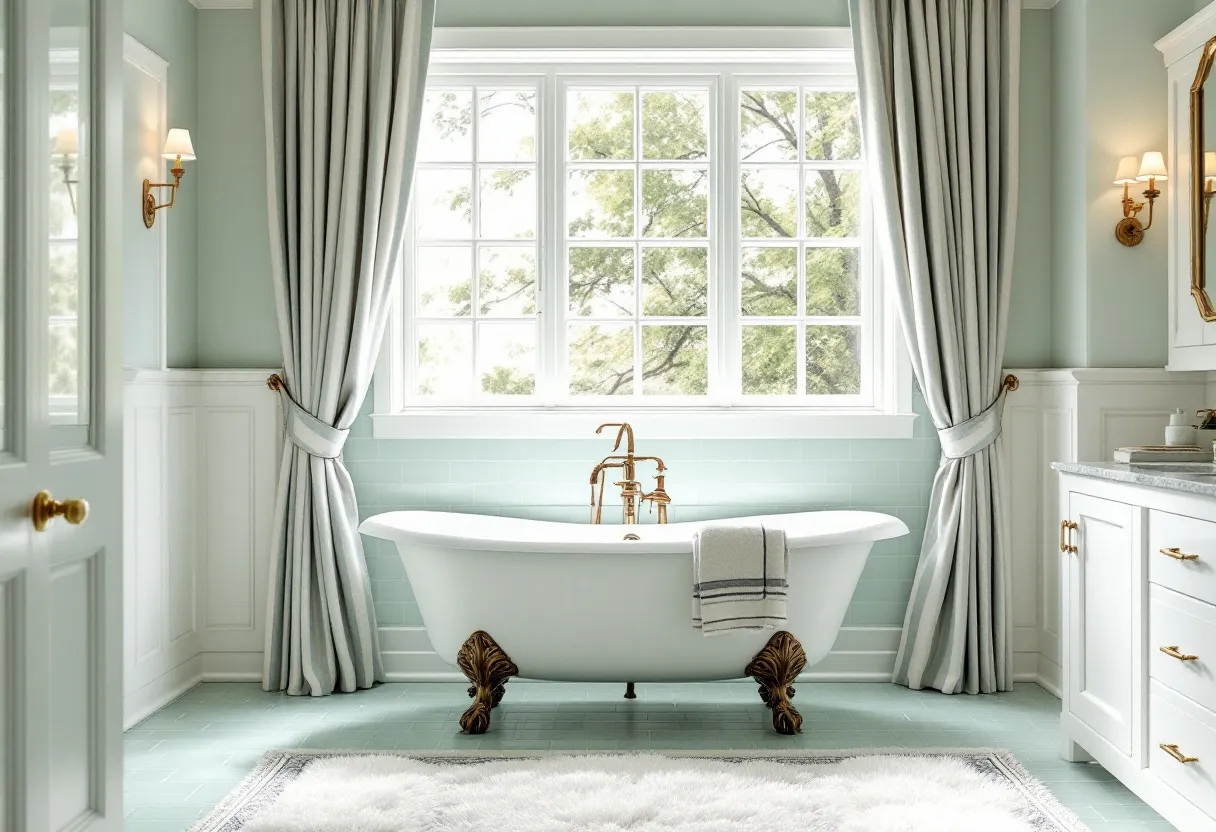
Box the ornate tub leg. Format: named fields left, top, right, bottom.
left=745, top=631, right=807, bottom=735
left=456, top=631, right=518, bottom=734
left=624, top=682, right=636, bottom=699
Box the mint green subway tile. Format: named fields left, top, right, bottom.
left=425, top=484, right=477, bottom=506
left=798, top=439, right=853, bottom=461
left=400, top=601, right=423, bottom=627
left=850, top=483, right=927, bottom=507
left=846, top=601, right=909, bottom=627
left=748, top=440, right=802, bottom=460
left=820, top=461, right=888, bottom=483
left=848, top=438, right=936, bottom=461
left=373, top=602, right=407, bottom=627
left=852, top=579, right=915, bottom=603
left=898, top=459, right=940, bottom=483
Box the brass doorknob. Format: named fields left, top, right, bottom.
left=31, top=491, right=89, bottom=532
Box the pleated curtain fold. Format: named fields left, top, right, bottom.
left=260, top=0, right=435, bottom=696
left=849, top=0, right=1021, bottom=694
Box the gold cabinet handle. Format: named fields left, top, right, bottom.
left=1160, top=743, right=1199, bottom=763
left=31, top=491, right=89, bottom=532
left=1059, top=520, right=1078, bottom=554
left=1159, top=645, right=1200, bottom=662
left=1160, top=547, right=1200, bottom=561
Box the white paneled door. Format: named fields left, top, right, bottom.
left=0, top=0, right=123, bottom=829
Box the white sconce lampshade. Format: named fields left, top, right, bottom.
left=161, top=128, right=196, bottom=161
left=53, top=127, right=78, bottom=156
left=1113, top=155, right=1140, bottom=185
left=1136, top=150, right=1168, bottom=181
left=1206, top=151, right=1216, bottom=180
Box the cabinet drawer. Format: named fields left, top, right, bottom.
left=1150, top=584, right=1216, bottom=713
left=1149, top=681, right=1216, bottom=819
left=1148, top=509, right=1216, bottom=606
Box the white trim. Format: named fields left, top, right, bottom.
left=188, top=0, right=253, bottom=8
left=1156, top=2, right=1216, bottom=66
left=372, top=408, right=915, bottom=439
left=380, top=42, right=907, bottom=435
left=123, top=657, right=201, bottom=730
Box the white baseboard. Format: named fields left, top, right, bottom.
left=123, top=655, right=203, bottom=729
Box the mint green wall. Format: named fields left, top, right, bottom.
left=1049, top=0, right=1195, bottom=368
left=191, top=7, right=1055, bottom=369
left=1006, top=10, right=1054, bottom=368
left=435, top=0, right=847, bottom=26
left=124, top=0, right=199, bottom=366
left=196, top=10, right=280, bottom=367
left=1050, top=0, right=1087, bottom=367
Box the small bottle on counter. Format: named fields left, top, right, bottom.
left=1166, top=408, right=1197, bottom=447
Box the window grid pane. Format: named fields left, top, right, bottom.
left=401, top=71, right=868, bottom=409
left=740, top=86, right=863, bottom=398
left=414, top=85, right=539, bottom=398
left=565, top=85, right=711, bottom=398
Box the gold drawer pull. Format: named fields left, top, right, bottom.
left=1160, top=547, right=1200, bottom=561
left=1159, top=645, right=1200, bottom=662
left=1059, top=520, right=1078, bottom=554
left=1160, top=744, right=1199, bottom=764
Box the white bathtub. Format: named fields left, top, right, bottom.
left=359, top=510, right=909, bottom=683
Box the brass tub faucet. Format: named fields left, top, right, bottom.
left=589, top=422, right=670, bottom=524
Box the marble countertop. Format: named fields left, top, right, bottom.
left=1052, top=461, right=1216, bottom=498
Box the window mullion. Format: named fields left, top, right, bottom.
left=541, top=70, right=563, bottom=404
left=719, top=73, right=741, bottom=403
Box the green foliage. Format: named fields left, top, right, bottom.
left=415, top=84, right=864, bottom=399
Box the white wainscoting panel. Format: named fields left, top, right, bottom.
left=123, top=370, right=280, bottom=727
left=1002, top=368, right=1211, bottom=698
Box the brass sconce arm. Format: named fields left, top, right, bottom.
left=57, top=156, right=79, bottom=215
left=142, top=158, right=186, bottom=229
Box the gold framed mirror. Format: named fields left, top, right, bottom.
left=1191, top=35, right=1216, bottom=321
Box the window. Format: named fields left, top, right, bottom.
left=376, top=33, right=912, bottom=439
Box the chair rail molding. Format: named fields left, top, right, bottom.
left=123, top=369, right=280, bottom=727
left=1000, top=367, right=1211, bottom=698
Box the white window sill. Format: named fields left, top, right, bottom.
left=370, top=408, right=918, bottom=440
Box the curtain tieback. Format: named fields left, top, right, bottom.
left=936, top=374, right=1020, bottom=459
left=266, top=374, right=348, bottom=459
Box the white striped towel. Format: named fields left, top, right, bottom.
left=692, top=524, right=788, bottom=635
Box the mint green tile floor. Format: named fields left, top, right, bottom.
left=124, top=681, right=1170, bottom=831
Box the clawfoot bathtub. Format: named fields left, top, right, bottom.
left=359, top=510, right=908, bottom=734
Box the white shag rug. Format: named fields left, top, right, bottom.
left=192, top=750, right=1088, bottom=832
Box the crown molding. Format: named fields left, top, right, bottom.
left=188, top=0, right=254, bottom=9
left=1157, top=2, right=1216, bottom=65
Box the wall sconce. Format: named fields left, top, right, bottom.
left=1114, top=151, right=1167, bottom=247
left=142, top=128, right=195, bottom=229
left=52, top=127, right=79, bottom=215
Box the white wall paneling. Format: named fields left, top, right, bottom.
left=123, top=370, right=280, bottom=727
left=1002, top=367, right=1211, bottom=698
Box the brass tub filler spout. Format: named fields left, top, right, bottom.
left=589, top=422, right=670, bottom=525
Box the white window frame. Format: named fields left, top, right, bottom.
left=373, top=27, right=914, bottom=440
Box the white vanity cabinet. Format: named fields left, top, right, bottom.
left=1058, top=470, right=1216, bottom=831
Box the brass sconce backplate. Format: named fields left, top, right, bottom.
left=1116, top=216, right=1145, bottom=247
left=141, top=179, right=157, bottom=228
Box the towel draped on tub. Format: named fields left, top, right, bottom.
left=692, top=525, right=788, bottom=635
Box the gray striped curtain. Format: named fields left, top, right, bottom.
left=850, top=0, right=1020, bottom=694
left=260, top=0, right=435, bottom=695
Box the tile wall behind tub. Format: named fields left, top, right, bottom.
left=347, top=390, right=940, bottom=633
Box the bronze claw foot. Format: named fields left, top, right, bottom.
left=745, top=631, right=807, bottom=735
left=456, top=631, right=518, bottom=734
